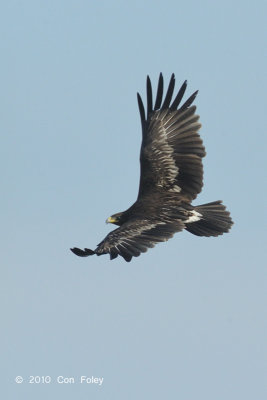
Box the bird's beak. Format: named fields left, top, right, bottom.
left=106, top=216, right=117, bottom=224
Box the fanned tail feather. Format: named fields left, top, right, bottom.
left=185, top=201, right=233, bottom=237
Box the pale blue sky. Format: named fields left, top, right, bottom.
left=1, top=1, right=266, bottom=399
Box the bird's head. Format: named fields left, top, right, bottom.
left=106, top=212, right=124, bottom=226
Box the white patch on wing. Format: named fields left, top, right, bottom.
left=169, top=185, right=181, bottom=192
left=185, top=210, right=202, bottom=223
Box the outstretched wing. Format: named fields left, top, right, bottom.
left=137, top=73, right=206, bottom=201
left=71, top=218, right=185, bottom=262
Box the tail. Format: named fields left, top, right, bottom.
left=185, top=201, right=233, bottom=237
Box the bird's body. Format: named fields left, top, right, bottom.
left=71, top=73, right=233, bottom=262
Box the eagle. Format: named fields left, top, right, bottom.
left=71, top=73, right=233, bottom=262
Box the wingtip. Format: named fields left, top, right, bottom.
left=190, top=90, right=199, bottom=102
left=170, top=73, right=176, bottom=85
left=137, top=92, right=146, bottom=123
left=70, top=247, right=95, bottom=257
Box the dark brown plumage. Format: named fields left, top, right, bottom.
left=71, top=73, right=233, bottom=262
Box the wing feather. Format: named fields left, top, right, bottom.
left=137, top=93, right=145, bottom=125
left=162, top=73, right=175, bottom=109
left=179, top=90, right=199, bottom=111
left=170, top=80, right=187, bottom=110
left=137, top=74, right=206, bottom=201
left=146, top=75, right=153, bottom=118
left=95, top=219, right=184, bottom=262
left=154, top=73, right=164, bottom=110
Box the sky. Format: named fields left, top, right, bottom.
left=1, top=0, right=266, bottom=399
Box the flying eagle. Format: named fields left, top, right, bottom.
left=71, top=73, right=233, bottom=262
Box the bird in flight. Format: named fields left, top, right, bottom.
left=71, top=73, right=233, bottom=262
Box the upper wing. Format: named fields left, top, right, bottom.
left=72, top=218, right=185, bottom=262
left=137, top=73, right=206, bottom=201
